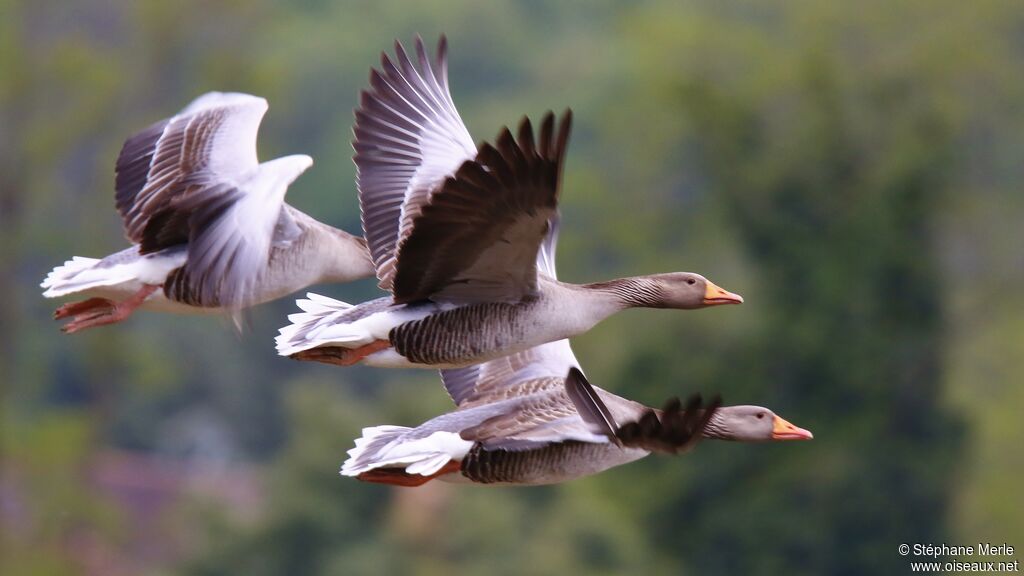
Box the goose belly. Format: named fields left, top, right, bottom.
left=454, top=442, right=649, bottom=486
left=386, top=299, right=560, bottom=367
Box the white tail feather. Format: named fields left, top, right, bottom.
left=41, top=257, right=125, bottom=298
left=295, top=292, right=352, bottom=314
left=405, top=454, right=452, bottom=476
left=340, top=426, right=473, bottom=477
left=275, top=293, right=375, bottom=356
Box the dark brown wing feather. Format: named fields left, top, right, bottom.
left=564, top=367, right=622, bottom=446
left=391, top=110, right=572, bottom=304
left=616, top=394, right=723, bottom=454
left=115, top=118, right=170, bottom=224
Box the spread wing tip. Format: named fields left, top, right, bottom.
left=616, top=393, right=723, bottom=455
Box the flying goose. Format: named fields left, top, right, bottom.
left=41, top=92, right=374, bottom=332
left=339, top=143, right=805, bottom=485
left=275, top=36, right=742, bottom=369
left=340, top=338, right=812, bottom=487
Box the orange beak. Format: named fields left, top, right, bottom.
left=703, top=281, right=744, bottom=306
left=771, top=415, right=813, bottom=441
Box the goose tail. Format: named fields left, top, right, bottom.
left=275, top=293, right=386, bottom=356
left=41, top=256, right=119, bottom=297
left=274, top=292, right=355, bottom=354
left=341, top=425, right=473, bottom=478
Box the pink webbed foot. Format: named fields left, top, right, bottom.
left=290, top=340, right=391, bottom=367
left=54, top=298, right=114, bottom=320
left=57, top=285, right=159, bottom=334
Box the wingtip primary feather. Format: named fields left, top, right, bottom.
left=564, top=367, right=622, bottom=446
left=558, top=109, right=573, bottom=151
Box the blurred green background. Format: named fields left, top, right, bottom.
left=2, top=1, right=1022, bottom=574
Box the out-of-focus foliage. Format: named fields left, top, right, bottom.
left=2, top=1, right=1022, bottom=575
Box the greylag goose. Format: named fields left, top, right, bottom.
left=275, top=36, right=742, bottom=369
left=41, top=92, right=374, bottom=332
left=340, top=339, right=812, bottom=487
left=340, top=161, right=805, bottom=486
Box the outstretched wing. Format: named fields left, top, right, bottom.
left=391, top=110, right=571, bottom=304
left=354, top=35, right=476, bottom=292
left=115, top=92, right=268, bottom=243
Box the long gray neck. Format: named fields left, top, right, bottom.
left=581, top=276, right=666, bottom=309
left=314, top=224, right=376, bottom=283
left=700, top=413, right=732, bottom=441
left=290, top=208, right=375, bottom=283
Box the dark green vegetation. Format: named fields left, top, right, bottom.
left=2, top=1, right=1022, bottom=574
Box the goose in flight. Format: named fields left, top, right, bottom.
left=340, top=219, right=803, bottom=485
left=42, top=92, right=374, bottom=332
left=341, top=338, right=812, bottom=487
left=276, top=36, right=742, bottom=369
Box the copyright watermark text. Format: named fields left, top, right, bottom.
left=900, top=542, right=1018, bottom=573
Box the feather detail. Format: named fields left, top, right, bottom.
left=564, top=367, right=622, bottom=446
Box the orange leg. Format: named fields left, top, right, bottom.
left=291, top=339, right=391, bottom=367
left=60, top=284, right=159, bottom=334
left=54, top=298, right=114, bottom=320
left=356, top=460, right=461, bottom=487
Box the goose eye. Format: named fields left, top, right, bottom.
left=686, top=278, right=696, bottom=285
left=756, top=413, right=765, bottom=419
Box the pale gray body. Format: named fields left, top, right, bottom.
left=386, top=279, right=625, bottom=367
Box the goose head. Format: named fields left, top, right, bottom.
left=704, top=405, right=813, bottom=441
left=644, top=272, right=744, bottom=309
